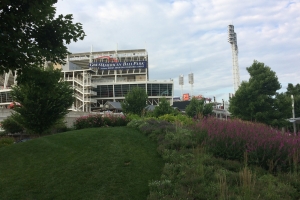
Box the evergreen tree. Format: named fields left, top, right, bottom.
left=11, top=67, right=74, bottom=135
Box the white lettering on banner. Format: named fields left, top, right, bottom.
left=89, top=61, right=146, bottom=70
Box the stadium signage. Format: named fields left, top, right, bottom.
left=89, top=61, right=147, bottom=70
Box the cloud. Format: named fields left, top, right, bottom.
left=55, top=0, right=300, bottom=101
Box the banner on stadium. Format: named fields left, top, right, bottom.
left=89, top=61, right=147, bottom=70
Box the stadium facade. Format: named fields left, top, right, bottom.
left=0, top=49, right=174, bottom=112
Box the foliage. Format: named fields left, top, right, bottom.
left=125, top=113, right=141, bottom=121
left=127, top=118, right=147, bottom=129
left=121, top=87, right=148, bottom=116
left=74, top=114, right=129, bottom=129
left=196, top=117, right=300, bottom=173
left=0, top=127, right=163, bottom=200
left=46, top=119, right=69, bottom=134
left=139, top=118, right=300, bottom=199
left=0, top=137, right=15, bottom=148
left=0, top=0, right=85, bottom=74
left=185, top=97, right=213, bottom=118
left=11, top=67, right=74, bottom=135
left=153, top=97, right=174, bottom=117
left=0, top=114, right=24, bottom=134
left=229, top=60, right=283, bottom=127
left=158, top=114, right=194, bottom=126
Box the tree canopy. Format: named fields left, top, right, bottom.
left=121, top=87, right=148, bottom=116
left=153, top=97, right=174, bottom=117
left=11, top=67, right=74, bottom=135
left=185, top=97, right=213, bottom=118
left=229, top=60, right=284, bottom=126
left=0, top=0, right=85, bottom=74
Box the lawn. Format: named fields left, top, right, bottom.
left=0, top=127, right=164, bottom=200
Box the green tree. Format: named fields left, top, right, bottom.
left=229, top=60, right=282, bottom=126
left=0, top=0, right=85, bottom=73
left=185, top=97, right=213, bottom=118
left=121, top=87, right=148, bottom=116
left=10, top=67, right=74, bottom=135
left=153, top=97, right=174, bottom=117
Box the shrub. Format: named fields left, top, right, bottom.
left=127, top=118, right=147, bottom=129
left=159, top=114, right=194, bottom=127
left=46, top=119, right=69, bottom=134
left=0, top=137, right=15, bottom=148
left=195, top=117, right=300, bottom=173
left=1, top=115, right=24, bottom=134
left=74, top=114, right=129, bottom=129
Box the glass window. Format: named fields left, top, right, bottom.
left=122, top=84, right=129, bottom=96
left=168, top=84, right=173, bottom=96
left=147, top=83, right=152, bottom=96
left=107, top=85, right=113, bottom=97
left=160, top=84, right=168, bottom=96
left=114, top=85, right=122, bottom=97
left=152, top=84, right=159, bottom=96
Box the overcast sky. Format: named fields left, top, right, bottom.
left=55, top=0, right=300, bottom=102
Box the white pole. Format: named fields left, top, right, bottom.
left=292, top=95, right=296, bottom=134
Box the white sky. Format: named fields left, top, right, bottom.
left=55, top=0, right=300, bottom=101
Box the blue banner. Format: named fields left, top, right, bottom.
left=89, top=61, right=147, bottom=70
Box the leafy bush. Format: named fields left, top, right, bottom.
left=130, top=117, right=300, bottom=199
left=195, top=117, right=300, bottom=173
left=127, top=118, right=147, bottom=129
left=74, top=114, right=129, bottom=130
left=125, top=113, right=141, bottom=121
left=158, top=114, right=194, bottom=126
left=1, top=115, right=24, bottom=134
left=0, top=137, right=15, bottom=148
left=46, top=119, right=69, bottom=134
left=153, top=97, right=174, bottom=117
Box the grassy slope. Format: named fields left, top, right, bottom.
left=0, top=127, right=164, bottom=200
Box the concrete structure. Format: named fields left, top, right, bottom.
left=0, top=49, right=174, bottom=112
left=62, top=49, right=174, bottom=112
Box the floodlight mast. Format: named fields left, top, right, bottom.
left=228, top=25, right=240, bottom=93
left=188, top=73, right=194, bottom=97
left=179, top=75, right=184, bottom=99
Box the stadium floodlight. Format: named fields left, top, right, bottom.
left=188, top=73, right=194, bottom=96
left=179, top=75, right=184, bottom=100
left=228, top=25, right=240, bottom=93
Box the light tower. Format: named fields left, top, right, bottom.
left=179, top=75, right=184, bottom=100
left=188, top=73, right=194, bottom=96
left=228, top=25, right=240, bottom=93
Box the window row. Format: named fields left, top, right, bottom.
left=93, top=84, right=173, bottom=98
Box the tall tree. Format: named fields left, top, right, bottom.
left=0, top=0, right=85, bottom=74
left=10, top=67, right=74, bottom=135
left=185, top=97, right=213, bottom=118
left=153, top=97, right=174, bottom=117
left=121, top=87, right=148, bottom=116
left=229, top=60, right=282, bottom=126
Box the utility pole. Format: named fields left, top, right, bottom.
left=292, top=95, right=296, bottom=134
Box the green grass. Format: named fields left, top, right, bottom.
left=0, top=127, right=164, bottom=200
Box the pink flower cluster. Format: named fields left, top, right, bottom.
left=74, top=113, right=128, bottom=129
left=194, top=117, right=300, bottom=172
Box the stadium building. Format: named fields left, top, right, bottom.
left=0, top=49, right=174, bottom=112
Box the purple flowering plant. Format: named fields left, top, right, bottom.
left=194, top=117, right=300, bottom=172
